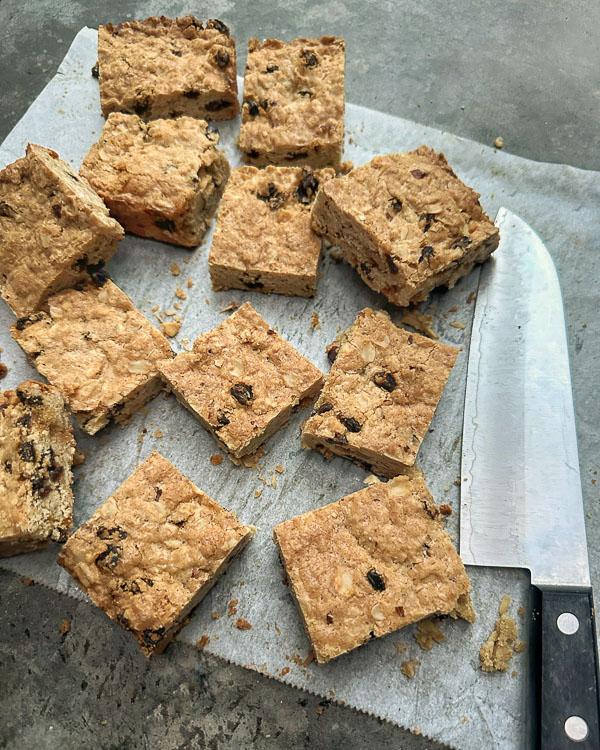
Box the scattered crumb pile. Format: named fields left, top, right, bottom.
left=479, top=595, right=526, bottom=672
left=415, top=619, right=445, bottom=651
left=401, top=309, right=439, bottom=340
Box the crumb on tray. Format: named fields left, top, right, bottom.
left=234, top=617, right=252, bottom=630
left=401, top=659, right=421, bottom=679
left=479, top=595, right=520, bottom=672
left=401, top=309, right=439, bottom=340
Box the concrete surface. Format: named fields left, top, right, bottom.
left=0, top=2, right=598, bottom=749
left=0, top=570, right=445, bottom=750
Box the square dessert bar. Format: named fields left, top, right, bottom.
left=311, top=146, right=500, bottom=306
left=0, top=381, right=75, bottom=558
left=11, top=280, right=173, bottom=435
left=238, top=36, right=345, bottom=169
left=58, top=451, right=254, bottom=656
left=159, top=303, right=323, bottom=461
left=273, top=473, right=475, bottom=663
left=209, top=166, right=334, bottom=296
left=0, top=143, right=123, bottom=317
left=301, top=308, right=458, bottom=477
left=98, top=16, right=239, bottom=122
left=80, top=113, right=230, bottom=247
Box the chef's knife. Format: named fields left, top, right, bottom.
left=460, top=208, right=600, bottom=749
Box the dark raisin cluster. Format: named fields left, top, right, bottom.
left=295, top=168, right=319, bottom=205
left=256, top=182, right=285, bottom=210
left=230, top=383, right=254, bottom=406
left=366, top=569, right=386, bottom=591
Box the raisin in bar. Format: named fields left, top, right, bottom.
left=238, top=36, right=345, bottom=169
left=311, top=146, right=500, bottom=306
left=301, top=308, right=458, bottom=477
left=274, top=472, right=475, bottom=663
left=208, top=166, right=334, bottom=296
left=0, top=381, right=75, bottom=558
left=57, top=451, right=254, bottom=657
left=98, top=16, right=239, bottom=121
left=0, top=144, right=123, bottom=317
left=81, top=113, right=230, bottom=247
left=11, top=280, right=173, bottom=435
left=159, top=302, right=323, bottom=462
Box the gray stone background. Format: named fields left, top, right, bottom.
left=0, top=1, right=598, bottom=749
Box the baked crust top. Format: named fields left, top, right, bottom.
left=98, top=16, right=237, bottom=110
left=238, top=36, right=345, bottom=154
left=58, top=451, right=252, bottom=650
left=159, top=303, right=323, bottom=456
left=302, top=308, right=458, bottom=466
left=81, top=113, right=225, bottom=216
left=274, top=473, right=473, bottom=663
left=0, top=143, right=123, bottom=315
left=11, top=280, right=173, bottom=424
left=313, top=146, right=498, bottom=287
left=0, top=380, right=74, bottom=542
left=209, top=165, right=334, bottom=276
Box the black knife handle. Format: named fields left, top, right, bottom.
left=538, top=589, right=600, bottom=749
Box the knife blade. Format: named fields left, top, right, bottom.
left=460, top=208, right=600, bottom=749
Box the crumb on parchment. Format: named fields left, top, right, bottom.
left=234, top=617, right=252, bottom=630
left=161, top=320, right=182, bottom=337
left=401, top=659, right=421, bottom=679
left=415, top=619, right=446, bottom=651
left=401, top=309, right=439, bottom=340
left=479, top=595, right=520, bottom=672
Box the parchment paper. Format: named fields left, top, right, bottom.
left=2, top=28, right=599, bottom=750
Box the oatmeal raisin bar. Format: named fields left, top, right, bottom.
left=0, top=144, right=123, bottom=317
left=81, top=113, right=230, bottom=247
left=238, top=37, right=345, bottom=169
left=311, top=146, right=500, bottom=306
left=301, top=308, right=458, bottom=477
left=208, top=166, right=334, bottom=296
left=159, top=303, right=323, bottom=461
left=98, top=16, right=239, bottom=121
left=57, top=451, right=254, bottom=656
left=274, top=473, right=475, bottom=663
left=11, top=280, right=173, bottom=435
left=0, top=381, right=75, bottom=557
